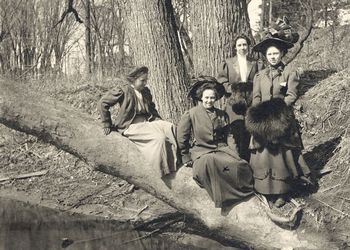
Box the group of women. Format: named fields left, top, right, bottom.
left=98, top=20, right=314, bottom=213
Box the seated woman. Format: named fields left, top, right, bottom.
left=177, top=76, right=253, bottom=211
left=98, top=66, right=179, bottom=178
left=246, top=19, right=313, bottom=207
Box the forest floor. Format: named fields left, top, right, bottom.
left=0, top=26, right=350, bottom=249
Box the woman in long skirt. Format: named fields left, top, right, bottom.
left=177, top=76, right=253, bottom=210
left=98, top=66, right=179, bottom=177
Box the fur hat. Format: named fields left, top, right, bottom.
left=188, top=76, right=225, bottom=103
left=245, top=98, right=294, bottom=144
left=253, top=17, right=299, bottom=54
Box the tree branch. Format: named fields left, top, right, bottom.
left=285, top=0, right=314, bottom=65
left=53, top=0, right=83, bottom=28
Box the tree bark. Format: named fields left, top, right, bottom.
left=0, top=80, right=337, bottom=250
left=85, top=0, right=93, bottom=75
left=189, top=0, right=252, bottom=76
left=120, top=0, right=189, bottom=122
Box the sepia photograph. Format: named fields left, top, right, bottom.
left=0, top=0, right=349, bottom=249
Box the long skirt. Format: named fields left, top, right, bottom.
left=250, top=146, right=311, bottom=195
left=123, top=120, right=179, bottom=177
left=192, top=151, right=253, bottom=208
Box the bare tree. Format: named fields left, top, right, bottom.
left=119, top=0, right=190, bottom=122
left=53, top=0, right=83, bottom=28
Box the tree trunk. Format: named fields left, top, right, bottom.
left=189, top=0, right=252, bottom=76
left=260, top=0, right=266, bottom=30
left=85, top=0, right=93, bottom=75
left=0, top=80, right=337, bottom=250
left=120, top=0, right=189, bottom=122
left=268, top=0, right=273, bottom=25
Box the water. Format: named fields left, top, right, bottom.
left=0, top=197, right=212, bottom=250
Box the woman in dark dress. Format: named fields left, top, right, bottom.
left=245, top=20, right=313, bottom=207
left=98, top=66, right=179, bottom=178
left=177, top=76, right=253, bottom=211
left=217, top=34, right=261, bottom=161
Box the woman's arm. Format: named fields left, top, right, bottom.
left=252, top=73, right=261, bottom=106
left=143, top=87, right=162, bottom=120
left=98, top=87, right=124, bottom=129
left=176, top=111, right=192, bottom=164
left=217, top=61, right=231, bottom=95
left=284, top=70, right=300, bottom=106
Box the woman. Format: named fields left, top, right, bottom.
left=177, top=76, right=253, bottom=211
left=98, top=66, right=179, bottom=178
left=217, top=34, right=261, bottom=161
left=246, top=21, right=312, bottom=207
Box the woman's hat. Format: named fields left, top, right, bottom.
left=188, top=76, right=225, bottom=102
left=253, top=17, right=299, bottom=54
left=126, top=66, right=149, bottom=82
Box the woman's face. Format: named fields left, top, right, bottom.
left=133, top=73, right=148, bottom=91
left=266, top=46, right=282, bottom=66
left=235, top=38, right=249, bottom=56
left=201, top=89, right=216, bottom=109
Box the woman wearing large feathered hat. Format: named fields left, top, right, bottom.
left=245, top=17, right=314, bottom=208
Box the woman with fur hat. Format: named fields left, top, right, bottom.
left=98, top=66, right=179, bottom=178
left=217, top=34, right=261, bottom=161
left=177, top=76, right=253, bottom=212
left=245, top=19, right=313, bottom=207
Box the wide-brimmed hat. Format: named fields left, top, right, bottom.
left=188, top=76, right=225, bottom=102
left=253, top=17, right=299, bottom=54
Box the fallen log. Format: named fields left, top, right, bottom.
left=0, top=79, right=336, bottom=249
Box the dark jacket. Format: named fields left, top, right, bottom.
left=252, top=63, right=299, bottom=107
left=217, top=56, right=259, bottom=94
left=98, top=84, right=161, bottom=132
left=177, top=104, right=240, bottom=164
left=217, top=56, right=260, bottom=122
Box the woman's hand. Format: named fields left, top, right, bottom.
left=183, top=160, right=193, bottom=168
left=103, top=127, right=112, bottom=135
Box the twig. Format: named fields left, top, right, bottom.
left=0, top=170, right=48, bottom=182
left=121, top=217, right=182, bottom=245
left=67, top=184, right=111, bottom=209
left=319, top=184, right=340, bottom=193
left=314, top=198, right=350, bottom=218
left=135, top=205, right=149, bottom=217
left=336, top=196, right=350, bottom=202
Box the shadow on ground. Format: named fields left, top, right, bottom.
left=299, top=69, right=337, bottom=96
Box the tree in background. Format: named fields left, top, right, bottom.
left=189, top=0, right=252, bottom=76
left=119, top=0, right=190, bottom=122
left=0, top=0, right=80, bottom=78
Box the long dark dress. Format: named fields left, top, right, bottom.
left=247, top=63, right=311, bottom=195
left=177, top=104, right=253, bottom=208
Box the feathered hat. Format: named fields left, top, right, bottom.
left=253, top=17, right=299, bottom=54
left=187, top=76, right=225, bottom=103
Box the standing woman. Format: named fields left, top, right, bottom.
left=98, top=66, right=179, bottom=178
left=177, top=76, right=253, bottom=212
left=246, top=21, right=312, bottom=207
left=217, top=34, right=261, bottom=161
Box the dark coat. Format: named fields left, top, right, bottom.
left=249, top=63, right=303, bottom=150
left=176, top=104, right=240, bottom=164
left=217, top=56, right=259, bottom=94
left=252, top=63, right=299, bottom=106
left=217, top=56, right=260, bottom=122
left=98, top=84, right=161, bottom=132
